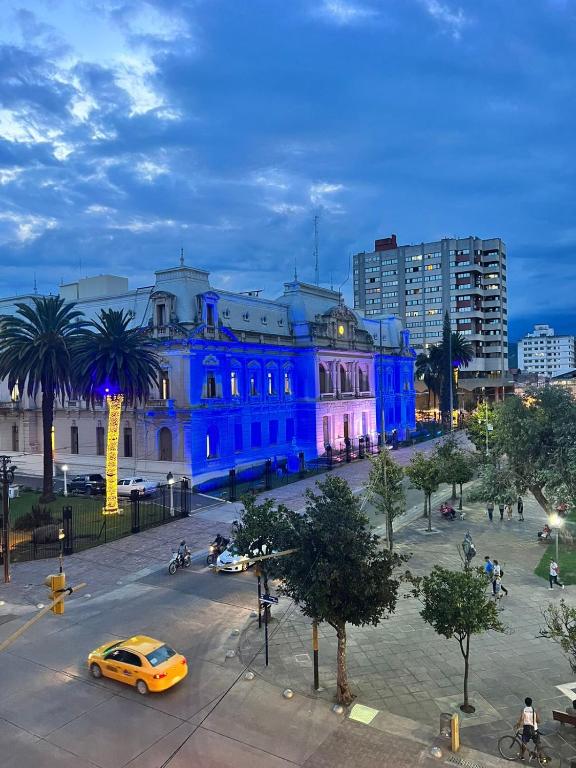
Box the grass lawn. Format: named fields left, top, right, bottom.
left=535, top=539, right=576, bottom=585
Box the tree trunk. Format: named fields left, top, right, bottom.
left=387, top=509, right=394, bottom=552
left=451, top=481, right=456, bottom=500
left=336, top=622, right=354, bottom=705
left=40, top=389, right=55, bottom=504
left=423, top=493, right=428, bottom=520
left=459, top=482, right=463, bottom=511
left=529, top=485, right=550, bottom=516
left=427, top=493, right=432, bottom=532
left=460, top=633, right=475, bottom=713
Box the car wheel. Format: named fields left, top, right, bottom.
left=90, top=663, right=102, bottom=679
left=136, top=679, right=149, bottom=695
left=84, top=486, right=92, bottom=496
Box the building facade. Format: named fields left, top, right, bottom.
left=353, top=234, right=508, bottom=393
left=0, top=264, right=416, bottom=481
left=518, top=324, right=576, bottom=378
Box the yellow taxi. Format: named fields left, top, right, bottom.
left=87, top=635, right=188, bottom=694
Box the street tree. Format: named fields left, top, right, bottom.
left=0, top=297, right=88, bottom=502
left=439, top=312, right=473, bottom=428
left=75, top=309, right=161, bottom=514
left=466, top=399, right=496, bottom=458
left=540, top=600, right=576, bottom=672
left=367, top=450, right=405, bottom=551
left=405, top=451, right=441, bottom=531
left=467, top=460, right=516, bottom=507
left=436, top=436, right=475, bottom=508
left=419, top=566, right=506, bottom=712
left=491, top=386, right=576, bottom=514
left=279, top=475, right=408, bottom=705
left=231, top=495, right=291, bottom=593
left=415, top=346, right=443, bottom=412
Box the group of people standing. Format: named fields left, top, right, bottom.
left=485, top=496, right=524, bottom=522
left=484, top=556, right=508, bottom=600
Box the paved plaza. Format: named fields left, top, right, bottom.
left=1, top=441, right=576, bottom=767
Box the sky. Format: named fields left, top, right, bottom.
left=0, top=0, right=575, bottom=342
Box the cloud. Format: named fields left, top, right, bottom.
left=309, top=182, right=345, bottom=212
left=314, top=0, right=377, bottom=26
left=420, top=0, right=469, bottom=39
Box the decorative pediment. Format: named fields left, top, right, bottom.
left=202, top=355, right=219, bottom=367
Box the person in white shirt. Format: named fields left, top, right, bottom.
left=549, top=560, right=564, bottom=590
left=515, top=697, right=540, bottom=759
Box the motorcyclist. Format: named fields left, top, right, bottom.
left=177, top=539, right=189, bottom=565
left=212, top=533, right=229, bottom=555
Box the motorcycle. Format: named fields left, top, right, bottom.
left=168, top=543, right=192, bottom=575
left=207, top=536, right=229, bottom=566
left=439, top=502, right=456, bottom=521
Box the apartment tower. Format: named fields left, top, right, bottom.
left=353, top=235, right=508, bottom=391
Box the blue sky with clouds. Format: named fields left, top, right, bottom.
left=1, top=0, right=575, bottom=341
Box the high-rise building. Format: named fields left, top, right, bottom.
left=518, top=324, right=576, bottom=377
left=353, top=234, right=508, bottom=392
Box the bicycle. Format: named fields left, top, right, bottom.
left=498, top=730, right=554, bottom=765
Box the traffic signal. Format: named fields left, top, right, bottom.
left=44, top=573, right=66, bottom=614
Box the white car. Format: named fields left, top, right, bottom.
left=117, top=477, right=158, bottom=497
left=216, top=546, right=254, bottom=573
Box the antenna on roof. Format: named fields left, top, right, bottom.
left=180, top=247, right=185, bottom=267
left=294, top=258, right=298, bottom=282
left=313, top=212, right=320, bottom=286
left=330, top=271, right=334, bottom=291
left=337, top=255, right=351, bottom=305
left=33, top=272, right=37, bottom=294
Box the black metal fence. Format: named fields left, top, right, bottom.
left=5, top=480, right=195, bottom=564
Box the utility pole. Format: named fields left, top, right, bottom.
left=378, top=319, right=390, bottom=544
left=1, top=457, right=16, bottom=584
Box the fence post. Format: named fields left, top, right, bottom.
left=326, top=445, right=333, bottom=470
left=62, top=505, right=73, bottom=556
left=298, top=451, right=305, bottom=479
left=229, top=469, right=237, bottom=502
left=181, top=478, right=190, bottom=518
left=358, top=436, right=365, bottom=459
left=264, top=459, right=272, bottom=491
left=345, top=438, right=352, bottom=463
left=130, top=490, right=140, bottom=534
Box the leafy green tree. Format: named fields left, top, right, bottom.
left=491, top=386, right=576, bottom=514
left=279, top=475, right=408, bottom=705
left=467, top=461, right=516, bottom=507
left=466, top=399, right=496, bottom=457
left=439, top=312, right=473, bottom=427
left=435, top=436, right=475, bottom=507
left=405, top=451, right=441, bottom=531
left=0, top=297, right=87, bottom=502
left=540, top=600, right=576, bottom=672
left=419, top=566, right=506, bottom=712
left=74, top=309, right=161, bottom=512
left=231, top=496, right=291, bottom=593
left=367, top=450, right=405, bottom=551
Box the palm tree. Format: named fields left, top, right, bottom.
left=0, top=297, right=87, bottom=502
left=448, top=332, right=473, bottom=370
left=416, top=346, right=443, bottom=411
left=74, top=309, right=161, bottom=514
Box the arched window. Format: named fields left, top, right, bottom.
left=207, top=373, right=217, bottom=398
left=206, top=425, right=219, bottom=458
left=358, top=367, right=369, bottom=392
left=159, top=427, right=173, bottom=461
left=284, top=370, right=292, bottom=395
left=160, top=371, right=170, bottom=400
left=340, top=364, right=349, bottom=393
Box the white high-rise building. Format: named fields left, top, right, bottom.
left=518, top=324, right=576, bottom=377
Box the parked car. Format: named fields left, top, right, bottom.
left=69, top=473, right=105, bottom=496
left=88, top=635, right=187, bottom=694
left=117, top=477, right=158, bottom=497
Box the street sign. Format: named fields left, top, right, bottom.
left=260, top=594, right=278, bottom=605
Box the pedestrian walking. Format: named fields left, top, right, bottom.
left=484, top=556, right=494, bottom=584
left=499, top=502, right=505, bottom=521
left=517, top=495, right=524, bottom=521
left=506, top=503, right=513, bottom=522
left=493, top=559, right=508, bottom=596
left=549, top=560, right=565, bottom=590
left=487, top=501, right=494, bottom=522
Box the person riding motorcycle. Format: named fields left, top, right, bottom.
left=212, top=533, right=229, bottom=554
left=177, top=539, right=189, bottom=565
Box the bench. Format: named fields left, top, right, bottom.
left=552, top=710, right=576, bottom=727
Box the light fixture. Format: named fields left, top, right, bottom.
left=338, top=324, right=345, bottom=336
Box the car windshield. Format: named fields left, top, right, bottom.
left=146, top=644, right=176, bottom=667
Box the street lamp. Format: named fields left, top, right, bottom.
left=62, top=465, right=68, bottom=497
left=167, top=471, right=174, bottom=517
left=549, top=513, right=565, bottom=563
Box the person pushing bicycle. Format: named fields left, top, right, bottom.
left=515, top=697, right=540, bottom=759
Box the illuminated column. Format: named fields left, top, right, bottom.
left=103, top=394, right=124, bottom=515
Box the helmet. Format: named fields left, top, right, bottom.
left=180, top=540, right=186, bottom=546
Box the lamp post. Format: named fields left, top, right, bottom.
left=167, top=471, right=174, bottom=517
left=1, top=457, right=16, bottom=583
left=62, top=464, right=68, bottom=497
left=549, top=513, right=564, bottom=563
left=58, top=528, right=65, bottom=573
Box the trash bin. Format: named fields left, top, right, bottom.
left=439, top=713, right=452, bottom=737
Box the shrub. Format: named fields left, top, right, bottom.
left=13, top=504, right=55, bottom=531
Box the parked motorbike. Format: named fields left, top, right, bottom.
left=439, top=502, right=456, bottom=521
left=207, top=535, right=230, bottom=566
left=168, top=542, right=192, bottom=575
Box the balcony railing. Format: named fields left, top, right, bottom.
left=0, top=401, right=19, bottom=411
left=146, top=398, right=176, bottom=408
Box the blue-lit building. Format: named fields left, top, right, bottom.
left=0, top=263, right=416, bottom=482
